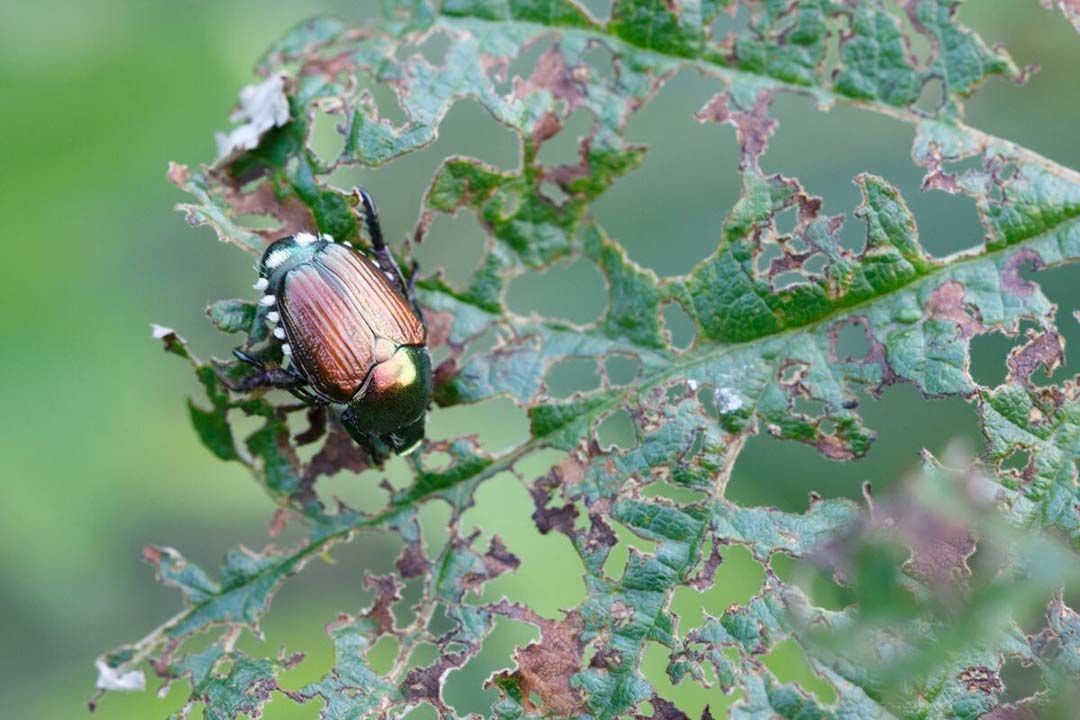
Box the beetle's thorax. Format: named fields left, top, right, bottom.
left=260, top=233, right=330, bottom=293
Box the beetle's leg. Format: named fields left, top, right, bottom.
left=385, top=415, right=425, bottom=456
left=356, top=187, right=410, bottom=296
left=228, top=348, right=325, bottom=405
left=223, top=365, right=306, bottom=393
left=234, top=348, right=308, bottom=383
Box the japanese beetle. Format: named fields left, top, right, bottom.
left=230, top=188, right=431, bottom=459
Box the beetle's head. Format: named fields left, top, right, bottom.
left=258, top=232, right=328, bottom=282
left=341, top=345, right=432, bottom=454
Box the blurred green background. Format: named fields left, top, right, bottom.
left=3, top=1, right=1079, bottom=717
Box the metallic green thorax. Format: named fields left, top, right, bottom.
left=341, top=346, right=432, bottom=455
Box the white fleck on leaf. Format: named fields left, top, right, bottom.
left=215, top=73, right=291, bottom=159
left=95, top=659, right=146, bottom=692
left=714, top=386, right=743, bottom=414
left=150, top=323, right=176, bottom=339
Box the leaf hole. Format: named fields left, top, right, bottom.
left=401, top=704, right=438, bottom=720
left=381, top=452, right=421, bottom=493
left=696, top=382, right=718, bottom=416
left=308, top=107, right=346, bottom=167
left=641, top=478, right=707, bottom=504
left=394, top=577, right=427, bottom=627
left=604, top=353, right=641, bottom=386
left=466, top=470, right=587, bottom=616
left=405, top=641, right=440, bottom=672
left=774, top=205, right=798, bottom=237
left=771, top=554, right=856, bottom=611
left=537, top=108, right=593, bottom=167
left=784, top=232, right=812, bottom=255
left=506, top=257, right=607, bottom=324
left=412, top=209, right=487, bottom=290
left=761, top=639, right=838, bottom=706
left=602, top=516, right=658, bottom=579
left=779, top=360, right=809, bottom=386
left=802, top=252, right=827, bottom=276
left=666, top=383, right=688, bottom=403
left=730, top=386, right=982, bottom=510
left=368, top=634, right=400, bottom=675
left=461, top=325, right=500, bottom=361
left=792, top=397, right=825, bottom=418
left=332, top=99, right=519, bottom=240
left=418, top=496, right=454, bottom=553
left=576, top=0, right=614, bottom=22
left=395, top=29, right=451, bottom=66
left=969, top=330, right=1018, bottom=388
left=913, top=76, right=946, bottom=115
left=592, top=68, right=736, bottom=276
left=772, top=269, right=809, bottom=290
left=514, top=447, right=571, bottom=481
left=838, top=212, right=867, bottom=252
left=641, top=642, right=730, bottom=719
left=885, top=0, right=934, bottom=66
left=755, top=240, right=784, bottom=276
left=544, top=357, right=602, bottom=398
left=834, top=319, right=872, bottom=361
left=1026, top=266, right=1080, bottom=383
left=999, top=447, right=1031, bottom=476
left=316, top=459, right=394, bottom=514
left=943, top=153, right=985, bottom=176
left=496, top=35, right=557, bottom=96
left=1000, top=656, right=1043, bottom=704
left=428, top=397, right=530, bottom=452
left=662, top=301, right=697, bottom=351
left=582, top=42, right=615, bottom=82
left=428, top=603, right=456, bottom=635
left=423, top=451, right=453, bottom=472
left=710, top=2, right=753, bottom=44
left=672, top=545, right=765, bottom=626
left=595, top=408, right=636, bottom=451
left=349, top=79, right=411, bottom=128
left=765, top=92, right=983, bottom=257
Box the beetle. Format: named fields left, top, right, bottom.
left=228, top=188, right=432, bottom=459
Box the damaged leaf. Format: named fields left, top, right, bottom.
left=99, top=0, right=1080, bottom=718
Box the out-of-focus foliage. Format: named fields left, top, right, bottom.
left=94, top=0, right=1080, bottom=718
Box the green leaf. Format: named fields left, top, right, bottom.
left=99, top=1, right=1080, bottom=718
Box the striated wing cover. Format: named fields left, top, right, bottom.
left=280, top=244, right=424, bottom=402
left=317, top=245, right=426, bottom=346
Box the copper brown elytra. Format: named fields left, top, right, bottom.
left=231, top=188, right=432, bottom=460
